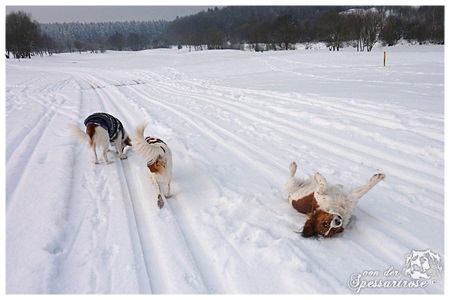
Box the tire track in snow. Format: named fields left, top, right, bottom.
left=5, top=93, right=69, bottom=211
left=6, top=77, right=86, bottom=293
left=40, top=74, right=150, bottom=293
left=113, top=71, right=443, bottom=275
left=110, top=70, right=442, bottom=216
left=76, top=68, right=442, bottom=293
left=87, top=78, right=214, bottom=293
left=122, top=85, right=287, bottom=183
left=95, top=80, right=266, bottom=293
left=123, top=73, right=442, bottom=194
left=79, top=76, right=155, bottom=293
left=111, top=80, right=379, bottom=293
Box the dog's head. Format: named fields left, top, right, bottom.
left=301, top=209, right=344, bottom=238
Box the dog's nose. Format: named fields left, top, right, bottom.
left=334, top=215, right=342, bottom=227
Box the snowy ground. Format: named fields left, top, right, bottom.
left=5, top=44, right=445, bottom=294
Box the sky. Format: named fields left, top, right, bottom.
left=5, top=5, right=216, bottom=23
left=5, top=1, right=442, bottom=24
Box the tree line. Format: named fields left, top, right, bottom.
left=6, top=10, right=167, bottom=58
left=5, top=6, right=444, bottom=59
left=39, top=20, right=167, bottom=53
left=165, top=6, right=444, bottom=52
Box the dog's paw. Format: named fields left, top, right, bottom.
left=120, top=155, right=128, bottom=160
left=371, top=173, right=385, bottom=182
left=314, top=172, right=326, bottom=184
left=314, top=172, right=328, bottom=194
left=157, top=195, right=164, bottom=209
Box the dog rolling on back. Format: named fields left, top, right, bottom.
left=133, top=123, right=173, bottom=209
left=285, top=162, right=385, bottom=238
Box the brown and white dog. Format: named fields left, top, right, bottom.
left=285, top=162, right=385, bottom=238
left=133, top=123, right=173, bottom=209
left=70, top=112, right=131, bottom=164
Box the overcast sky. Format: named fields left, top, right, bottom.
left=5, top=4, right=218, bottom=23
left=5, top=1, right=437, bottom=23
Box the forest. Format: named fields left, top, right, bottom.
left=5, top=6, right=444, bottom=58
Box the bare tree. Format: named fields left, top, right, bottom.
left=274, top=13, right=297, bottom=50
left=207, top=27, right=225, bottom=49
left=381, top=15, right=402, bottom=46
left=344, top=8, right=385, bottom=52
left=362, top=9, right=385, bottom=52
left=318, top=9, right=345, bottom=51
left=107, top=32, right=125, bottom=51
left=345, top=9, right=364, bottom=51
left=248, top=18, right=271, bottom=51
left=6, top=11, right=39, bottom=58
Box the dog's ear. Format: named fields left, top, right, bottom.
left=302, top=218, right=316, bottom=237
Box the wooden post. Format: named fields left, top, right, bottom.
left=384, top=51, right=386, bottom=67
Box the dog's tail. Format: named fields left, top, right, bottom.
left=68, top=124, right=92, bottom=147
left=133, top=123, right=165, bottom=164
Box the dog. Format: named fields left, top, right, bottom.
left=133, top=123, right=173, bottom=209
left=70, top=112, right=131, bottom=164
left=285, top=162, right=385, bottom=238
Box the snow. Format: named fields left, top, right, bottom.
left=5, top=44, right=445, bottom=294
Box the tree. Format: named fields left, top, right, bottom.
left=345, top=10, right=365, bottom=51
left=6, top=11, right=39, bottom=58
left=381, top=15, right=402, bottom=46
left=318, top=9, right=345, bottom=51
left=127, top=33, right=143, bottom=51
left=362, top=9, right=384, bottom=52
left=274, top=13, right=298, bottom=50
left=419, top=6, right=444, bottom=44
left=248, top=18, right=271, bottom=51
left=207, top=27, right=225, bottom=49
left=344, top=8, right=385, bottom=52
left=107, top=32, right=125, bottom=50
left=38, top=32, right=56, bottom=56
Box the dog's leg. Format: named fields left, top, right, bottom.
left=314, top=172, right=328, bottom=195
left=92, top=142, right=100, bottom=164
left=114, top=139, right=127, bottom=160
left=102, top=146, right=111, bottom=164
left=151, top=173, right=164, bottom=209
left=289, top=162, right=297, bottom=178
left=285, top=162, right=306, bottom=203
left=346, top=173, right=385, bottom=210
left=165, top=182, right=172, bottom=198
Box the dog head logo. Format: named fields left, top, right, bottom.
left=403, top=249, right=442, bottom=280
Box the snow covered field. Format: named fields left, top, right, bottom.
left=5, top=44, right=444, bottom=294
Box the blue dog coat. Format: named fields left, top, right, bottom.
left=84, top=112, right=123, bottom=141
